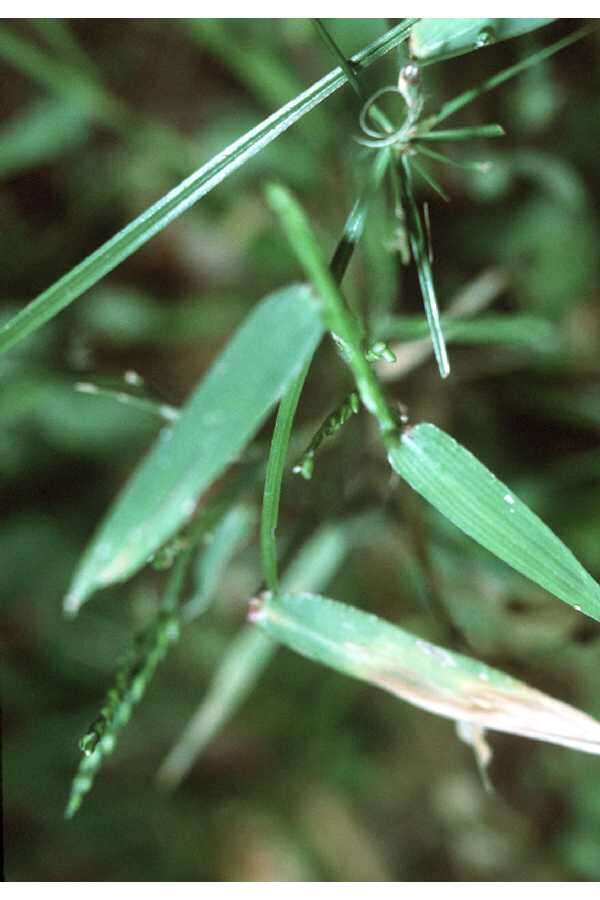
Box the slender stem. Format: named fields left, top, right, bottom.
left=414, top=143, right=490, bottom=171
left=161, top=546, right=193, bottom=613
left=293, top=391, right=360, bottom=480
left=268, top=184, right=398, bottom=436
left=313, top=18, right=397, bottom=135
left=260, top=156, right=391, bottom=590
left=313, top=19, right=363, bottom=99
left=415, top=124, right=505, bottom=141
left=74, top=382, right=179, bottom=423
left=330, top=149, right=390, bottom=282
left=395, top=156, right=450, bottom=378
left=261, top=362, right=311, bottom=592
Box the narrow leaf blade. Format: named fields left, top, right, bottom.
left=388, top=423, right=600, bottom=621
left=65, top=284, right=323, bottom=613
left=251, top=591, right=600, bottom=754
left=0, top=21, right=415, bottom=356
left=398, top=158, right=450, bottom=378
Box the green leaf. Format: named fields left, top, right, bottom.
left=410, top=19, right=556, bottom=63
left=158, top=513, right=381, bottom=789
left=0, top=98, right=90, bottom=178
left=64, top=284, right=323, bottom=614
left=260, top=363, right=311, bottom=592
left=387, top=423, right=600, bottom=621
left=251, top=591, right=600, bottom=754
left=0, top=20, right=415, bottom=357
left=157, top=627, right=275, bottom=790
left=261, top=158, right=387, bottom=591
left=425, top=24, right=596, bottom=128
left=415, top=123, right=505, bottom=142
left=267, top=183, right=397, bottom=430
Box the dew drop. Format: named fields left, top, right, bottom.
left=476, top=27, right=496, bottom=48
left=574, top=605, right=582, bottom=613
left=124, top=369, right=144, bottom=387
left=79, top=733, right=97, bottom=757
left=503, top=493, right=514, bottom=505
left=75, top=381, right=98, bottom=394
left=400, top=63, right=420, bottom=86
left=180, top=498, right=196, bottom=518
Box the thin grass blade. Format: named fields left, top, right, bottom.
left=64, top=284, right=323, bottom=614
left=415, top=124, right=505, bottom=142
left=381, top=314, right=557, bottom=350
left=74, top=382, right=179, bottom=423
left=261, top=362, right=311, bottom=592
left=267, top=183, right=397, bottom=430
left=414, top=143, right=491, bottom=171
left=261, top=155, right=389, bottom=590
left=0, top=21, right=416, bottom=356
left=410, top=159, right=450, bottom=202
left=397, top=157, right=450, bottom=378
left=388, top=423, right=600, bottom=621
left=251, top=590, right=600, bottom=754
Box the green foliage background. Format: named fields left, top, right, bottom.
left=3, top=18, right=600, bottom=880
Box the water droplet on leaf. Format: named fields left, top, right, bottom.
left=476, top=28, right=496, bottom=48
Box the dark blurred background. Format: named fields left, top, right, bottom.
left=3, top=19, right=600, bottom=880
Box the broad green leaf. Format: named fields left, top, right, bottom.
left=410, top=19, right=556, bottom=64
left=251, top=591, right=600, bottom=754
left=0, top=20, right=416, bottom=356
left=387, top=424, right=600, bottom=621
left=64, top=284, right=323, bottom=614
